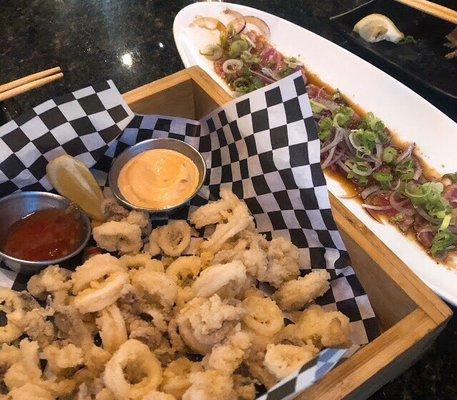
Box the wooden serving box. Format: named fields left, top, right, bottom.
left=123, top=66, right=452, bottom=400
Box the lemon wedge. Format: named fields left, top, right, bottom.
left=46, top=155, right=105, bottom=220
left=353, top=14, right=404, bottom=44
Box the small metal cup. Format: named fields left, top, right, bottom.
left=108, top=138, right=207, bottom=214
left=0, top=192, right=91, bottom=275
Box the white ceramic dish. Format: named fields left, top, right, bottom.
left=173, top=2, right=457, bottom=305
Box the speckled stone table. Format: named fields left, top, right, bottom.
left=1, top=1, right=456, bottom=398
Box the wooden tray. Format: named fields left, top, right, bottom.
left=123, top=66, right=452, bottom=400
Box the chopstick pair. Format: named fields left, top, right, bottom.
left=394, top=0, right=457, bottom=25
left=0, top=67, right=64, bottom=102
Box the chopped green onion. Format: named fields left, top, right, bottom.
left=349, top=129, right=377, bottom=155
left=396, top=159, right=415, bottom=181
left=229, top=39, right=249, bottom=58
left=382, top=147, right=397, bottom=164
left=440, top=214, right=452, bottom=231
left=391, top=213, right=405, bottom=223
left=430, top=229, right=457, bottom=256
left=310, top=100, right=328, bottom=114
left=319, top=117, right=333, bottom=131
left=373, top=172, right=393, bottom=187
left=240, top=50, right=260, bottom=65
left=332, top=106, right=353, bottom=128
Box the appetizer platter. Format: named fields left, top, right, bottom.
left=0, top=65, right=451, bottom=400
left=173, top=2, right=457, bottom=305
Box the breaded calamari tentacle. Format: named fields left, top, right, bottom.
left=274, top=270, right=331, bottom=311
left=263, top=343, right=319, bottom=380
left=93, top=221, right=142, bottom=254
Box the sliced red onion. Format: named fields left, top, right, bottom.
left=343, top=132, right=356, bottom=155
left=415, top=207, right=441, bottom=225
left=200, top=44, right=223, bottom=61
left=362, top=203, right=392, bottom=211
left=361, top=185, right=380, bottom=200
left=444, top=184, right=457, bottom=208
left=192, top=16, right=226, bottom=32
left=375, top=143, right=383, bottom=159
left=249, top=69, right=276, bottom=84
left=320, top=130, right=344, bottom=154
left=325, top=149, right=344, bottom=168
left=223, top=59, right=243, bottom=74
left=245, top=16, right=271, bottom=37
left=389, top=191, right=415, bottom=216
left=223, top=8, right=244, bottom=19
left=240, top=33, right=256, bottom=48
left=315, top=97, right=340, bottom=113
left=321, top=146, right=336, bottom=169
left=260, top=67, right=279, bottom=81
left=393, top=179, right=401, bottom=191
left=397, top=143, right=416, bottom=163
left=413, top=163, right=423, bottom=181
left=337, top=160, right=350, bottom=173
left=227, top=17, right=246, bottom=37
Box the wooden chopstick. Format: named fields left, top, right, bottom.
left=0, top=67, right=63, bottom=102
left=394, top=0, right=457, bottom=25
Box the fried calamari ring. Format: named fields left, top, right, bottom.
left=192, top=261, right=246, bottom=298
left=273, top=270, right=330, bottom=311
left=0, top=288, right=25, bottom=344
left=154, top=221, right=191, bottom=257
left=103, top=339, right=162, bottom=400
left=72, top=254, right=129, bottom=313
left=131, top=269, right=178, bottom=311
left=263, top=343, right=318, bottom=380
left=146, top=229, right=162, bottom=257
left=93, top=221, right=142, bottom=254
left=165, top=256, right=202, bottom=287
left=96, top=304, right=128, bottom=353
left=161, top=358, right=203, bottom=399
left=120, top=254, right=164, bottom=273
left=242, top=295, right=284, bottom=337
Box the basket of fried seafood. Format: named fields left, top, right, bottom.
left=0, top=67, right=450, bottom=400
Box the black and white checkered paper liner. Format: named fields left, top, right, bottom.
left=0, top=71, right=379, bottom=398
left=0, top=80, right=133, bottom=195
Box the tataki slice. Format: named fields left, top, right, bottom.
left=46, top=155, right=105, bottom=220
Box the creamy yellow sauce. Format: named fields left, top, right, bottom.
left=118, top=149, right=200, bottom=209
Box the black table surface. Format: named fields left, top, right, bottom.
left=1, top=1, right=456, bottom=398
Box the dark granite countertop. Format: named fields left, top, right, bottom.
left=1, top=1, right=457, bottom=399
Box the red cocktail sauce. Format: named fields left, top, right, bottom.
left=2, top=207, right=85, bottom=261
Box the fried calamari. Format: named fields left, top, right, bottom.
left=0, top=189, right=350, bottom=399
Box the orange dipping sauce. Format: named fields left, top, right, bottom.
left=2, top=207, right=85, bottom=261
